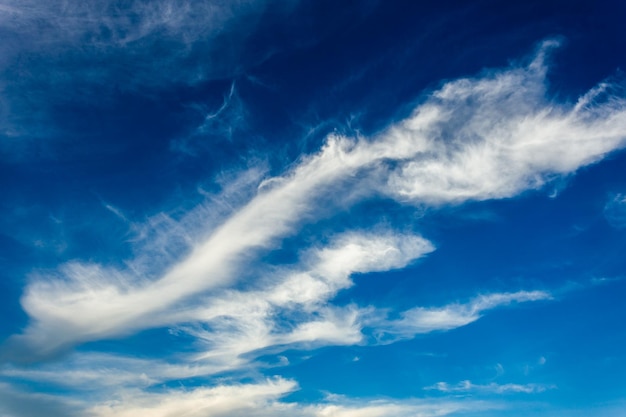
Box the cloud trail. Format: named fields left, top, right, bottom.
left=5, top=40, right=626, bottom=362
left=374, top=291, right=551, bottom=341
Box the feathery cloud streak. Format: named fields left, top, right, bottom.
left=604, top=193, right=626, bottom=229
left=426, top=380, right=556, bottom=394
left=0, top=0, right=289, bottom=84
left=83, top=378, right=497, bottom=417
left=374, top=291, right=551, bottom=341
left=0, top=290, right=548, bottom=391
left=7, top=40, right=626, bottom=361
left=1, top=371, right=498, bottom=417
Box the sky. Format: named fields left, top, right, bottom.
left=1, top=0, right=626, bottom=416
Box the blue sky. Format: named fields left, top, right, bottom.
left=1, top=0, right=626, bottom=416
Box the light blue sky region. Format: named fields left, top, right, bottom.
left=1, top=1, right=626, bottom=416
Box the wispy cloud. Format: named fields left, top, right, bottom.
left=171, top=82, right=250, bottom=155
left=89, top=377, right=298, bottom=417
left=4, top=230, right=432, bottom=362
left=0, top=0, right=286, bottom=82
left=1, top=239, right=548, bottom=396
left=380, top=40, right=626, bottom=204
left=5, top=40, right=626, bottom=362
left=0, top=374, right=499, bottom=417
left=604, top=193, right=626, bottom=229
left=1, top=352, right=227, bottom=391
left=0, top=382, right=81, bottom=417
left=0, top=288, right=549, bottom=395
left=85, top=378, right=497, bottom=417
left=2, top=37, right=624, bottom=417
left=372, top=291, right=551, bottom=342
left=426, top=380, right=556, bottom=394
left=0, top=0, right=297, bottom=142
left=133, top=231, right=433, bottom=368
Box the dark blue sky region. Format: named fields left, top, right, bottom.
left=1, top=1, right=626, bottom=416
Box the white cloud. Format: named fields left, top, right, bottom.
left=374, top=291, right=551, bottom=341
left=4, top=230, right=432, bottom=372
left=0, top=376, right=499, bottom=417
left=7, top=40, right=626, bottom=362
left=0, top=352, right=232, bottom=390
left=311, top=402, right=474, bottom=417
left=85, top=378, right=496, bottom=417
left=174, top=82, right=249, bottom=152
left=0, top=382, right=82, bottom=417
left=2, top=288, right=549, bottom=392
left=380, top=41, right=626, bottom=204
left=426, top=380, right=556, bottom=394
left=173, top=232, right=433, bottom=365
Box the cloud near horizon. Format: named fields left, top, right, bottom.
left=426, top=380, right=556, bottom=395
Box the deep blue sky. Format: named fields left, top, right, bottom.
left=1, top=1, right=626, bottom=416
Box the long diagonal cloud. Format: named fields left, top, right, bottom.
left=5, top=40, right=626, bottom=362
